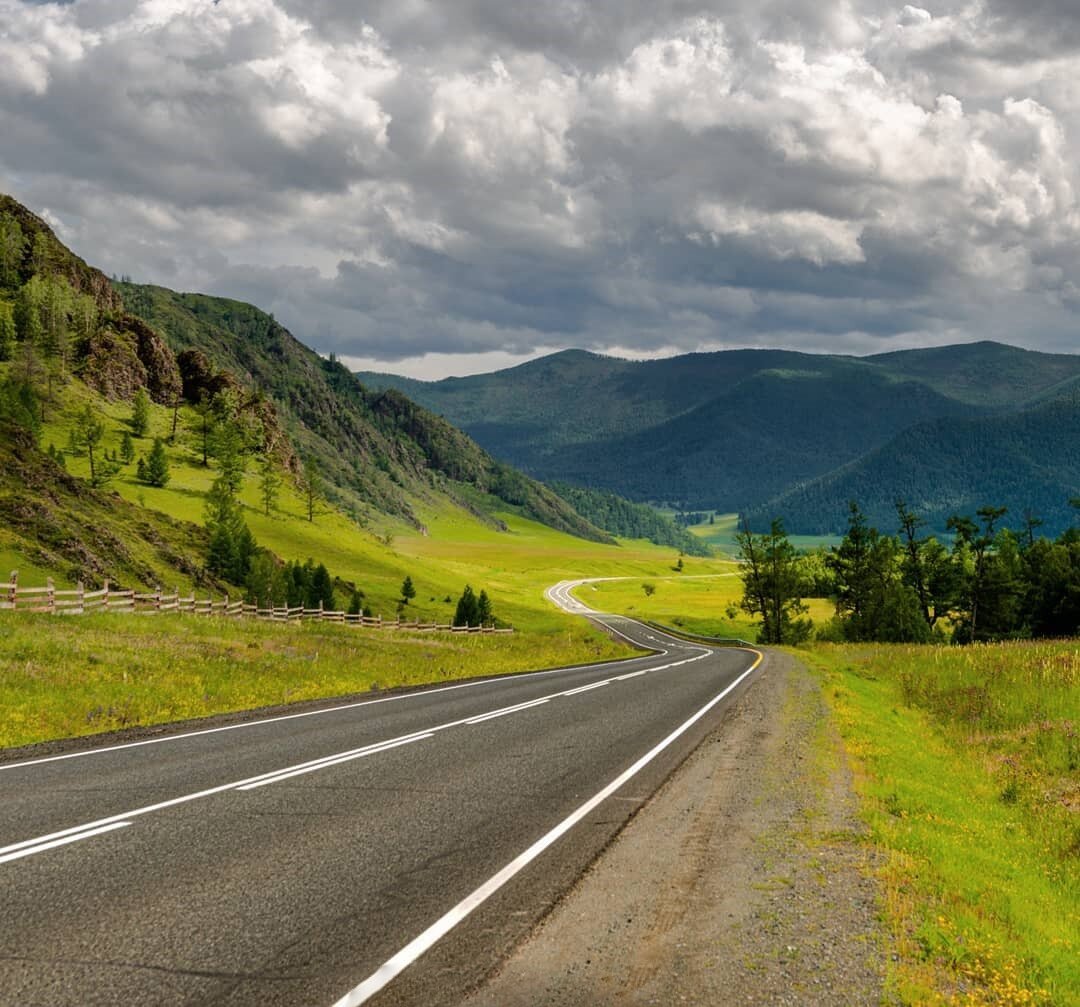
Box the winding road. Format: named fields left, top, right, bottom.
left=0, top=581, right=762, bottom=1006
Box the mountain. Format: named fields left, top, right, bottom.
left=746, top=387, right=1080, bottom=537
left=360, top=341, right=1080, bottom=534
left=115, top=284, right=608, bottom=542
left=0, top=194, right=613, bottom=595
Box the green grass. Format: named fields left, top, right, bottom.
left=682, top=512, right=843, bottom=556
left=0, top=611, right=634, bottom=749
left=803, top=642, right=1080, bottom=1006
left=577, top=570, right=835, bottom=639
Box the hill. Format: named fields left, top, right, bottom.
left=360, top=342, right=1080, bottom=524
left=0, top=193, right=619, bottom=604
left=748, top=388, right=1080, bottom=536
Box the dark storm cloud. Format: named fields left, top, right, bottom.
left=2, top=0, right=1080, bottom=374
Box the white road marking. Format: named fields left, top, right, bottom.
left=1, top=637, right=707, bottom=864
left=0, top=644, right=665, bottom=774
left=329, top=648, right=765, bottom=1007
left=237, top=735, right=434, bottom=791
left=0, top=822, right=132, bottom=866
left=465, top=698, right=550, bottom=725
left=560, top=680, right=610, bottom=696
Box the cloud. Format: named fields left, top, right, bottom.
left=2, top=0, right=1080, bottom=376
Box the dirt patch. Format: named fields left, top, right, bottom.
left=462, top=651, right=886, bottom=1006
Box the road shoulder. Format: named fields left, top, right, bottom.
left=462, top=650, right=886, bottom=1006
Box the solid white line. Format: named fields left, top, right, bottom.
left=2, top=646, right=701, bottom=861
left=329, top=648, right=765, bottom=1007
left=0, top=821, right=132, bottom=866
left=465, top=699, right=549, bottom=725
left=237, top=735, right=432, bottom=791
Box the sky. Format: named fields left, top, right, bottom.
left=2, top=0, right=1079, bottom=379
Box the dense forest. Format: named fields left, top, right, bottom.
left=549, top=483, right=710, bottom=555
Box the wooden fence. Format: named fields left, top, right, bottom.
left=0, top=571, right=511, bottom=634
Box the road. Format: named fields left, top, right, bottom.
left=0, top=582, right=761, bottom=1006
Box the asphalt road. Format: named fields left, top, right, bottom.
left=0, top=584, right=761, bottom=1006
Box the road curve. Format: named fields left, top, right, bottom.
left=0, top=584, right=762, bottom=1006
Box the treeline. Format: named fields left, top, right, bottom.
left=738, top=499, right=1080, bottom=644
left=550, top=483, right=710, bottom=556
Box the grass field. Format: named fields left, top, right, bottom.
left=804, top=642, right=1080, bottom=1006
left=576, top=570, right=835, bottom=639
left=0, top=611, right=638, bottom=749
left=680, top=512, right=844, bottom=556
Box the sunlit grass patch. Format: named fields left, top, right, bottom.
left=804, top=642, right=1080, bottom=1005
left=0, top=611, right=635, bottom=749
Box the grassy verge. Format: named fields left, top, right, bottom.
left=801, top=642, right=1079, bottom=1006
left=0, top=611, right=634, bottom=749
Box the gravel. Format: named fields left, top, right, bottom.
left=460, top=650, right=887, bottom=1006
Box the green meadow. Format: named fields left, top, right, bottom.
left=680, top=511, right=843, bottom=556
left=577, top=570, right=835, bottom=639
left=805, top=642, right=1079, bottom=1006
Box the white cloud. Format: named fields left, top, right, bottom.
left=2, top=0, right=1080, bottom=368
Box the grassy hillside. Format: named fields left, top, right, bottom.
left=116, top=283, right=609, bottom=543
left=751, top=388, right=1080, bottom=537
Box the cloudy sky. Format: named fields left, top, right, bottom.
left=2, top=0, right=1079, bottom=377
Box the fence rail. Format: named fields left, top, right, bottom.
left=0, top=572, right=511, bottom=634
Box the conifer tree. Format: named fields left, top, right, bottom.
left=131, top=388, right=150, bottom=437
left=144, top=438, right=170, bottom=487
left=120, top=430, right=135, bottom=465
left=401, top=575, right=416, bottom=604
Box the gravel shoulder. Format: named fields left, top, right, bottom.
left=461, top=650, right=886, bottom=1006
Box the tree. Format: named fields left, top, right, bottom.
left=735, top=516, right=811, bottom=644
left=454, top=585, right=479, bottom=627
left=307, top=563, right=335, bottom=610
left=131, top=388, right=151, bottom=437
left=948, top=506, right=1021, bottom=642
left=400, top=575, right=416, bottom=604
left=189, top=398, right=215, bottom=465
left=0, top=214, right=26, bottom=287
left=299, top=456, right=322, bottom=523
left=74, top=403, right=115, bottom=487
left=205, top=477, right=256, bottom=584
left=245, top=551, right=286, bottom=608
left=119, top=430, right=135, bottom=465
left=257, top=455, right=282, bottom=516
left=39, top=275, right=72, bottom=390
left=0, top=301, right=14, bottom=362
left=477, top=589, right=493, bottom=625
left=143, top=438, right=170, bottom=487
left=14, top=274, right=44, bottom=346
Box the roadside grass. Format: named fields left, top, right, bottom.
left=802, top=642, right=1080, bottom=1006
left=0, top=610, right=635, bottom=749
left=578, top=572, right=835, bottom=639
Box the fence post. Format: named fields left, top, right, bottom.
left=77, top=581, right=85, bottom=615
left=46, top=576, right=54, bottom=614
left=154, top=586, right=161, bottom=612
left=8, top=570, right=16, bottom=611
left=319, top=599, right=324, bottom=621
left=224, top=593, right=229, bottom=617
left=103, top=579, right=110, bottom=612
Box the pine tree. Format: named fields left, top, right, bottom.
left=119, top=430, right=135, bottom=465
left=258, top=454, right=282, bottom=516
left=144, top=437, right=170, bottom=487
left=0, top=214, right=26, bottom=288
left=401, top=575, right=416, bottom=604
left=131, top=388, right=150, bottom=437
left=0, top=301, right=14, bottom=361
left=477, top=589, right=493, bottom=625
left=453, top=585, right=479, bottom=627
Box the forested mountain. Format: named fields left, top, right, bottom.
left=746, top=387, right=1080, bottom=537
left=548, top=484, right=709, bottom=555
left=115, top=284, right=607, bottom=541
left=0, top=193, right=613, bottom=591
left=360, top=343, right=1080, bottom=530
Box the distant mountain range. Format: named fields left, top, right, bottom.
left=359, top=342, right=1080, bottom=536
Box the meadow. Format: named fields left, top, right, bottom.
left=0, top=611, right=637, bottom=750
left=804, top=642, right=1079, bottom=1006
